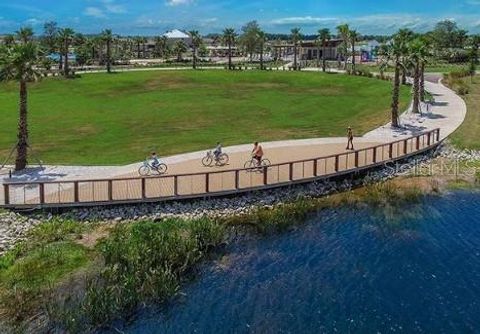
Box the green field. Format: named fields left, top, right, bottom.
left=0, top=70, right=409, bottom=165
left=449, top=75, right=480, bottom=149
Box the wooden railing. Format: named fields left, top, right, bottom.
left=1, top=129, right=441, bottom=209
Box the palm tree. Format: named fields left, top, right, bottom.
left=222, top=28, right=236, bottom=70
left=58, top=28, right=75, bottom=77
left=318, top=28, right=331, bottom=72
left=134, top=36, right=142, bottom=58
left=102, top=29, right=114, bottom=73
left=173, top=40, right=187, bottom=62
left=0, top=42, right=41, bottom=170
left=189, top=30, right=202, bottom=69
left=408, top=38, right=429, bottom=114
left=2, top=34, right=15, bottom=47
left=291, top=27, right=302, bottom=70
left=16, top=27, right=34, bottom=44
left=350, top=29, right=358, bottom=73
left=380, top=30, right=410, bottom=128
left=153, top=36, right=168, bottom=58
left=336, top=24, right=350, bottom=70
left=257, top=30, right=266, bottom=70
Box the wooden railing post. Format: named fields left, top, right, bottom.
left=313, top=159, right=318, bottom=177
left=389, top=143, right=393, bottom=159
left=373, top=147, right=377, bottom=163
left=74, top=182, right=79, bottom=202
left=403, top=140, right=408, bottom=155
left=263, top=166, right=268, bottom=185
left=3, top=184, right=9, bottom=205
left=174, top=176, right=178, bottom=196
left=416, top=136, right=420, bottom=150
left=335, top=155, right=339, bottom=172
left=354, top=151, right=359, bottom=167
left=39, top=183, right=45, bottom=204
left=436, top=129, right=440, bottom=141
left=141, top=178, right=146, bottom=199
left=108, top=180, right=113, bottom=201
left=205, top=173, right=210, bottom=193
left=235, top=170, right=239, bottom=190
left=289, top=163, right=293, bottom=181
left=427, top=132, right=431, bottom=146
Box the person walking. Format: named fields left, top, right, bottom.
left=346, top=126, right=354, bottom=150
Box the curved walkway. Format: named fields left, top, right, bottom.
left=0, top=77, right=466, bottom=207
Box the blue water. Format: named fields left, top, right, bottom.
left=122, top=191, right=480, bottom=334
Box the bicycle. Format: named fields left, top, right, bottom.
left=202, top=151, right=229, bottom=167
left=244, top=157, right=271, bottom=170
left=138, top=159, right=168, bottom=176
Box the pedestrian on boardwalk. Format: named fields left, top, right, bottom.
left=346, top=126, right=354, bottom=150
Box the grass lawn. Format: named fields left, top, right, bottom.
left=0, top=70, right=409, bottom=165
left=358, top=63, right=469, bottom=74
left=449, top=75, right=480, bottom=150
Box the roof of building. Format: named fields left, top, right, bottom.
left=163, top=29, right=190, bottom=39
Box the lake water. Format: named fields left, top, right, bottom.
left=121, top=191, right=480, bottom=333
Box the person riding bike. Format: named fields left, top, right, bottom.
left=252, top=142, right=264, bottom=166
left=213, top=142, right=222, bottom=160
left=150, top=152, right=160, bottom=168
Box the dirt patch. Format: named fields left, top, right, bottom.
left=76, top=224, right=113, bottom=248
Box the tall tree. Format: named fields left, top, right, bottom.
left=380, top=29, right=411, bottom=128
left=241, top=21, right=261, bottom=63
left=257, top=30, right=266, bottom=70
left=58, top=28, right=75, bottom=77
left=0, top=42, right=41, bottom=170
left=432, top=20, right=468, bottom=50
left=2, top=35, right=15, bottom=47
left=468, top=35, right=480, bottom=82
left=134, top=36, right=142, bottom=58
left=336, top=24, right=350, bottom=70
left=350, top=29, right=359, bottom=73
left=153, top=35, right=168, bottom=58
left=189, top=30, right=202, bottom=70
left=173, top=40, right=187, bottom=62
left=318, top=28, right=331, bottom=72
left=102, top=29, right=114, bottom=73
left=42, top=21, right=58, bottom=55
left=408, top=38, right=428, bottom=113
left=222, top=28, right=237, bottom=70
left=16, top=27, right=34, bottom=44
left=291, top=27, right=302, bottom=70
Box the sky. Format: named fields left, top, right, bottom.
left=0, top=0, right=479, bottom=36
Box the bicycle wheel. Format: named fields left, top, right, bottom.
left=244, top=159, right=256, bottom=169
left=202, top=155, right=213, bottom=167
left=216, top=153, right=229, bottom=166
left=157, top=163, right=168, bottom=174
left=261, top=159, right=271, bottom=167
left=138, top=165, right=150, bottom=176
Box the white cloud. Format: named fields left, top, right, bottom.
left=271, top=16, right=338, bottom=26
left=84, top=6, right=106, bottom=18
left=166, top=0, right=194, bottom=6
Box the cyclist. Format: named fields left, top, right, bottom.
left=252, top=142, right=264, bottom=166
left=150, top=152, right=160, bottom=168
left=213, top=142, right=222, bottom=160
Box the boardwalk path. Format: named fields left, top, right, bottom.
left=0, top=77, right=466, bottom=207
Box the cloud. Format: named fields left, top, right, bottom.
left=166, top=0, right=194, bottom=6
left=270, top=16, right=338, bottom=26
left=101, top=0, right=127, bottom=13
left=84, top=7, right=106, bottom=18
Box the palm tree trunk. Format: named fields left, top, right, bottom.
left=401, top=67, right=407, bottom=85
left=412, top=63, right=421, bottom=113
left=106, top=41, right=111, bottom=73
left=228, top=43, right=232, bottom=70
left=59, top=54, right=63, bottom=71
left=317, top=47, right=320, bottom=68
left=260, top=44, right=264, bottom=70
left=192, top=47, right=196, bottom=69
left=64, top=46, right=69, bottom=77
left=15, top=80, right=28, bottom=171
left=322, top=44, right=326, bottom=72
left=420, top=62, right=425, bottom=102
left=351, top=42, right=355, bottom=73
left=293, top=45, right=297, bottom=70
left=391, top=61, right=401, bottom=128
